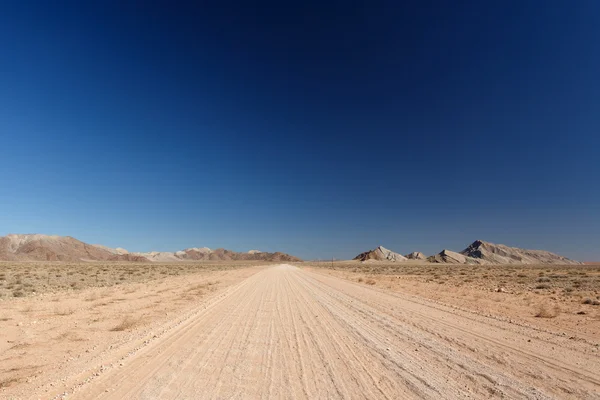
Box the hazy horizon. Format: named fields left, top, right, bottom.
left=1, top=2, right=599, bottom=261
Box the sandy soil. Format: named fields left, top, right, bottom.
left=0, top=264, right=263, bottom=399
left=307, top=261, right=600, bottom=343
left=2, top=264, right=599, bottom=399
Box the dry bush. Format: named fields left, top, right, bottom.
left=55, top=331, right=86, bottom=342
left=85, top=292, right=99, bottom=302
left=0, top=376, right=20, bottom=389
left=535, top=303, right=560, bottom=318
left=22, top=304, right=37, bottom=313
left=111, top=315, right=139, bottom=331
left=54, top=307, right=75, bottom=316
left=535, top=284, right=551, bottom=290
left=365, top=279, right=376, bottom=285
left=582, top=298, right=600, bottom=306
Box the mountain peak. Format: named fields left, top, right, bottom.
left=354, top=246, right=407, bottom=262
left=460, top=240, right=580, bottom=265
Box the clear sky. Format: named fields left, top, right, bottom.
left=1, top=1, right=599, bottom=260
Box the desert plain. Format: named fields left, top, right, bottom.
left=0, top=260, right=599, bottom=399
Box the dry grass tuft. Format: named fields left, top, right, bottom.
left=535, top=283, right=551, bottom=290
left=582, top=298, right=600, bottom=306
left=0, top=376, right=21, bottom=389
left=54, top=307, right=75, bottom=316
left=111, top=315, right=139, bottom=331
left=535, top=303, right=560, bottom=318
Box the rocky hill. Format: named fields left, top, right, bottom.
left=354, top=246, right=407, bottom=262
left=354, top=240, right=581, bottom=265
left=460, top=240, right=581, bottom=265
left=0, top=234, right=301, bottom=262
left=405, top=251, right=427, bottom=260
left=0, top=234, right=125, bottom=262
left=427, top=249, right=485, bottom=264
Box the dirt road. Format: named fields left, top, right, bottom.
left=72, top=264, right=599, bottom=399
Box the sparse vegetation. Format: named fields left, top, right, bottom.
left=304, top=261, right=600, bottom=322
left=582, top=298, right=600, bottom=306
left=535, top=303, right=560, bottom=318
left=0, top=261, right=267, bottom=297
left=111, top=315, right=140, bottom=331
left=535, top=283, right=551, bottom=289
left=305, top=261, right=599, bottom=294
left=54, top=307, right=75, bottom=316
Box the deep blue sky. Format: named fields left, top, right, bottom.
left=1, top=1, right=599, bottom=260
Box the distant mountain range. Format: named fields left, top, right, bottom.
left=0, top=234, right=583, bottom=265
left=354, top=240, right=581, bottom=265
left=0, top=234, right=301, bottom=262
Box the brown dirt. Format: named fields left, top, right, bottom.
left=1, top=263, right=599, bottom=399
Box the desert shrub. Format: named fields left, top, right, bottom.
left=12, top=290, right=25, bottom=297
left=365, top=279, right=376, bottom=285
left=535, top=304, right=560, bottom=318
left=535, top=284, right=551, bottom=289
left=111, top=316, right=139, bottom=331
left=583, top=298, right=600, bottom=306
left=54, top=307, right=75, bottom=316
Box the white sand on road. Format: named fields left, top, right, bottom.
left=66, top=264, right=600, bottom=399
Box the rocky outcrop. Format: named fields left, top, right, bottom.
left=354, top=246, right=408, bottom=262
left=405, top=251, right=427, bottom=260
left=135, top=251, right=182, bottom=262
left=428, top=249, right=485, bottom=264
left=108, top=253, right=150, bottom=262
left=460, top=240, right=581, bottom=265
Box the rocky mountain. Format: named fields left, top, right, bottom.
left=354, top=246, right=408, bottom=262
left=354, top=240, right=581, bottom=265
left=92, top=244, right=129, bottom=255
left=459, top=240, right=581, bottom=265
left=0, top=234, right=130, bottom=262
left=427, top=249, right=484, bottom=264
left=0, top=234, right=301, bottom=262
left=405, top=251, right=427, bottom=260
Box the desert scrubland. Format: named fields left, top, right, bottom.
left=1, top=262, right=599, bottom=399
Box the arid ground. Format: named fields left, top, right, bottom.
left=1, top=262, right=599, bottom=399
